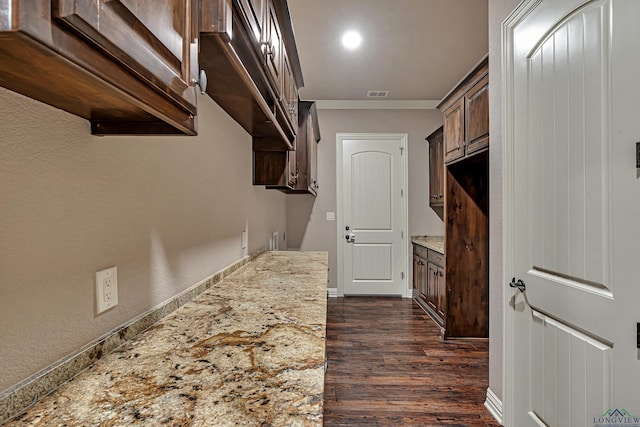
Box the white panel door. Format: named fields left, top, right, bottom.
left=338, top=134, right=407, bottom=296
left=505, top=0, right=640, bottom=425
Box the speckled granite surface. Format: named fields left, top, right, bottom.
left=3, top=251, right=328, bottom=427
left=411, top=235, right=445, bottom=254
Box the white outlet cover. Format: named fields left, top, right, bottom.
left=96, top=266, right=118, bottom=314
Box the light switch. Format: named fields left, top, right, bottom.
left=326, top=212, right=335, bottom=221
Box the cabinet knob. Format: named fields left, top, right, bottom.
left=192, top=70, right=207, bottom=95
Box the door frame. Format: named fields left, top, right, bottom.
left=502, top=1, right=541, bottom=425
left=336, top=133, right=409, bottom=298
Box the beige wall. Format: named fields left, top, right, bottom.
left=0, top=87, right=287, bottom=393
left=286, top=108, right=444, bottom=291
left=488, top=0, right=521, bottom=403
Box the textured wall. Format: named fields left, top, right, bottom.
left=0, top=87, right=287, bottom=393
left=286, top=108, right=445, bottom=291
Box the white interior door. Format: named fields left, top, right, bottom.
left=504, top=0, right=640, bottom=425
left=337, top=134, right=407, bottom=296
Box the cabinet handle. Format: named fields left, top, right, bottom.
left=261, top=40, right=274, bottom=56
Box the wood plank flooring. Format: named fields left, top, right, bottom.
left=323, top=297, right=500, bottom=426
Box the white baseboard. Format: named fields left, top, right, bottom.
left=327, top=287, right=338, bottom=298
left=484, top=387, right=503, bottom=425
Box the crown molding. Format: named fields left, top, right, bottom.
left=314, top=99, right=440, bottom=110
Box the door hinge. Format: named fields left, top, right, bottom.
left=399, top=146, right=404, bottom=155
left=400, top=189, right=404, bottom=197
left=401, top=272, right=405, bottom=280
left=401, top=231, right=404, bottom=239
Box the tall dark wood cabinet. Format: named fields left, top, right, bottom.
left=0, top=0, right=199, bottom=135
left=443, top=154, right=489, bottom=338
left=429, top=55, right=489, bottom=339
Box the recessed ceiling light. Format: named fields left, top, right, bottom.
left=341, top=30, right=362, bottom=50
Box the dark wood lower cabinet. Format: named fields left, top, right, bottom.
left=413, top=244, right=445, bottom=331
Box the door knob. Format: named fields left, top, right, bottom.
left=345, top=233, right=356, bottom=243
left=509, top=277, right=526, bottom=292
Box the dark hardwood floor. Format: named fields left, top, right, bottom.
left=323, top=297, right=500, bottom=426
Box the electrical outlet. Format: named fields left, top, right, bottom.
left=96, top=266, right=118, bottom=314
left=242, top=230, right=247, bottom=249
left=272, top=231, right=279, bottom=250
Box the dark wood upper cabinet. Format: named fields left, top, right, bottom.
left=0, top=0, right=199, bottom=135
left=426, top=126, right=444, bottom=220
left=199, top=0, right=304, bottom=151
left=254, top=100, right=321, bottom=195
left=438, top=55, right=489, bottom=165
left=288, top=101, right=320, bottom=195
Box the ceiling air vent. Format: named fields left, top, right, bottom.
left=366, top=90, right=389, bottom=98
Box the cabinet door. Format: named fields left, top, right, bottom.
left=426, top=262, right=438, bottom=311
left=412, top=254, right=421, bottom=295
left=428, top=129, right=444, bottom=206
left=54, top=0, right=197, bottom=115
left=308, top=117, right=319, bottom=192
left=436, top=265, right=446, bottom=320
left=237, top=0, right=265, bottom=44
left=465, top=75, right=489, bottom=155
left=443, top=98, right=465, bottom=163
left=287, top=148, right=297, bottom=188
left=263, top=0, right=282, bottom=96
left=414, top=255, right=428, bottom=301
left=282, top=46, right=298, bottom=130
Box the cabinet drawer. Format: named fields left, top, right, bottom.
left=428, top=250, right=444, bottom=266
left=413, top=244, right=428, bottom=260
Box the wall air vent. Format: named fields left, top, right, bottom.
left=366, top=90, right=389, bottom=98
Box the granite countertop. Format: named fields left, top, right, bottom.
left=5, top=251, right=328, bottom=427
left=411, top=235, right=445, bottom=254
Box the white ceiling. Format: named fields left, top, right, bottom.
left=288, top=0, right=489, bottom=103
